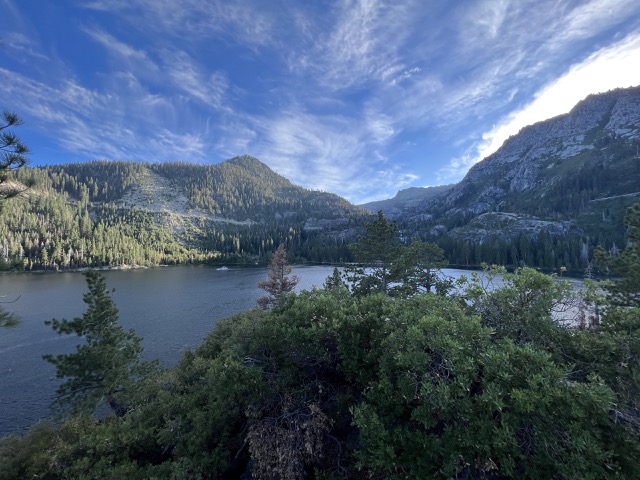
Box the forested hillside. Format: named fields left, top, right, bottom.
left=3, top=85, right=640, bottom=275
left=0, top=156, right=367, bottom=270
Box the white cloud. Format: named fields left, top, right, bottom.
left=83, top=28, right=150, bottom=62
left=160, top=50, right=229, bottom=110
left=2, top=32, right=49, bottom=61
left=237, top=109, right=416, bottom=203
left=439, top=31, right=640, bottom=181
left=304, top=0, right=421, bottom=90
left=6, top=0, right=640, bottom=203
left=81, top=0, right=275, bottom=47
left=0, top=67, right=207, bottom=162
left=557, top=0, right=639, bottom=44
left=83, top=28, right=230, bottom=112
left=461, top=0, right=510, bottom=40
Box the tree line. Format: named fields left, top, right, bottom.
left=0, top=158, right=363, bottom=270
left=3, top=154, right=633, bottom=274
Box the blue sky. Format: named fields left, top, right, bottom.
left=2, top=0, right=640, bottom=204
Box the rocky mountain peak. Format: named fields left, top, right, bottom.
left=440, top=86, right=640, bottom=211
left=377, top=86, right=640, bottom=250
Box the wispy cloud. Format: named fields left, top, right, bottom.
left=236, top=109, right=418, bottom=202
left=557, top=0, right=639, bottom=44
left=287, top=0, right=424, bottom=91
left=2, top=32, right=50, bottom=61
left=0, top=67, right=206, bottom=162
left=160, top=50, right=229, bottom=111
left=439, top=31, right=640, bottom=181
left=4, top=0, right=640, bottom=203
left=81, top=0, right=275, bottom=47
left=461, top=0, right=511, bottom=41
left=82, top=28, right=150, bottom=62
left=83, top=27, right=231, bottom=112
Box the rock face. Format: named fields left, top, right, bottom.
left=378, top=86, right=640, bottom=244
left=439, top=87, right=640, bottom=215
left=449, top=212, right=581, bottom=243
left=359, top=185, right=453, bottom=218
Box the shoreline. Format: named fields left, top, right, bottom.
left=0, top=261, right=344, bottom=275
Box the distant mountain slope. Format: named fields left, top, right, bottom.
left=434, top=86, right=640, bottom=219
left=402, top=87, right=640, bottom=238
left=0, top=156, right=368, bottom=270
left=34, top=155, right=360, bottom=221
left=359, top=185, right=453, bottom=218
left=3, top=87, right=639, bottom=273
left=373, top=86, right=640, bottom=270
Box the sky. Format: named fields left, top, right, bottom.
left=2, top=0, right=640, bottom=204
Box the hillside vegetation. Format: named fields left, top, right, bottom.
left=0, top=156, right=366, bottom=270
left=1, top=205, right=639, bottom=479
left=3, top=89, right=640, bottom=273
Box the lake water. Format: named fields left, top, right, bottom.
left=0, top=265, right=341, bottom=436
left=0, top=266, right=574, bottom=436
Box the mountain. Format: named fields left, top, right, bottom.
left=359, top=185, right=453, bottom=218
left=433, top=86, right=640, bottom=219
left=0, top=156, right=368, bottom=270
left=3, top=88, right=639, bottom=273
left=381, top=86, right=640, bottom=270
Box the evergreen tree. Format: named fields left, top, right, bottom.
left=0, top=111, right=30, bottom=207
left=349, top=211, right=401, bottom=294
left=0, top=111, right=30, bottom=328
left=323, top=267, right=346, bottom=291
left=607, top=203, right=640, bottom=306
left=257, top=244, right=299, bottom=309
left=2, top=271, right=640, bottom=478
left=43, top=270, right=149, bottom=416
left=392, top=238, right=449, bottom=296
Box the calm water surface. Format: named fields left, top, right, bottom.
left=0, top=265, right=340, bottom=436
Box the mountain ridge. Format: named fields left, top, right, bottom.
left=384, top=87, right=638, bottom=225
left=0, top=156, right=368, bottom=270
left=2, top=88, right=640, bottom=272
left=360, top=86, right=640, bottom=269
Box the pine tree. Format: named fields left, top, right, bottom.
left=393, top=239, right=449, bottom=296
left=323, top=267, right=346, bottom=291
left=257, top=244, right=299, bottom=309
left=349, top=211, right=401, bottom=294
left=0, top=110, right=30, bottom=328
left=0, top=111, right=31, bottom=207
left=43, top=270, right=149, bottom=416
left=607, top=203, right=640, bottom=306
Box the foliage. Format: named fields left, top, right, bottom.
left=462, top=265, right=575, bottom=351
left=391, top=238, right=450, bottom=296
left=348, top=210, right=401, bottom=294
left=563, top=204, right=640, bottom=443
left=605, top=203, right=640, bottom=306
left=43, top=270, right=152, bottom=417
left=3, top=265, right=640, bottom=478
left=0, top=158, right=362, bottom=270
left=0, top=111, right=31, bottom=207
left=353, top=317, right=621, bottom=479
left=323, top=267, right=346, bottom=291
left=257, top=244, right=299, bottom=309
left=0, top=110, right=30, bottom=328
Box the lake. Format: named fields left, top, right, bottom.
left=0, top=265, right=341, bottom=436
left=0, top=265, right=569, bottom=436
